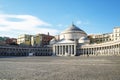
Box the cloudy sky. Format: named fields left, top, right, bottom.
left=0, top=0, right=120, bottom=38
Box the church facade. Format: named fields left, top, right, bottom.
left=50, top=24, right=120, bottom=56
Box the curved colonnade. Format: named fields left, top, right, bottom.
left=0, top=46, right=52, bottom=56
left=78, top=40, right=120, bottom=56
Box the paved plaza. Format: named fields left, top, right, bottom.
left=0, top=56, right=120, bottom=80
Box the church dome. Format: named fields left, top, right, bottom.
left=60, top=24, right=87, bottom=40
left=78, top=36, right=90, bottom=44
left=50, top=38, right=56, bottom=45
left=61, top=24, right=86, bottom=34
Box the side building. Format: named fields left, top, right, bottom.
left=88, top=27, right=120, bottom=44
left=88, top=33, right=113, bottom=44
left=0, top=37, right=17, bottom=46
left=31, top=33, right=54, bottom=47
left=113, top=27, right=120, bottom=41
left=17, top=34, right=32, bottom=46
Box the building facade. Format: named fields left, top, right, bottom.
left=51, top=24, right=120, bottom=56
left=6, top=38, right=17, bottom=45
left=31, top=33, right=54, bottom=47
left=89, top=27, right=120, bottom=44
left=0, top=37, right=8, bottom=45
left=113, top=27, right=120, bottom=41
left=0, top=37, right=17, bottom=46
left=17, top=34, right=32, bottom=46
left=0, top=24, right=120, bottom=57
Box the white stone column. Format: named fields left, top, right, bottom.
left=63, top=45, right=64, bottom=55
left=116, top=44, right=119, bottom=55
left=74, top=44, right=76, bottom=56
left=56, top=46, right=58, bottom=56
left=111, top=45, right=113, bottom=55
left=117, top=45, right=119, bottom=55
left=118, top=44, right=120, bottom=55
left=55, top=46, right=57, bottom=55
left=59, top=45, right=61, bottom=56
left=116, top=45, right=118, bottom=55
left=53, top=45, right=55, bottom=55
left=61, top=45, right=63, bottom=56
left=71, top=45, right=73, bottom=56
left=110, top=46, right=112, bottom=55
left=113, top=45, right=115, bottom=55
left=114, top=45, right=116, bottom=55
left=68, top=45, right=70, bottom=56
left=65, top=45, right=66, bottom=55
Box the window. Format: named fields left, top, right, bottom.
left=116, top=34, right=117, bottom=37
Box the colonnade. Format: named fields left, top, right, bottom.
left=80, top=41, right=120, bottom=56
left=0, top=46, right=52, bottom=56
left=53, top=44, right=76, bottom=56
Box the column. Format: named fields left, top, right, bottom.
left=63, top=45, right=65, bottom=56
left=114, top=45, right=116, bottom=55
left=64, top=45, right=66, bottom=55
left=61, top=45, right=63, bottom=56
left=59, top=45, right=61, bottom=55
left=113, top=45, right=115, bottom=55
left=56, top=46, right=58, bottom=56
left=88, top=48, right=89, bottom=56
left=71, top=45, right=72, bottom=56
left=68, top=45, right=70, bottom=56
left=119, top=44, right=120, bottom=55
left=74, top=44, right=76, bottom=56
left=53, top=45, right=55, bottom=55
left=117, top=45, right=119, bottom=55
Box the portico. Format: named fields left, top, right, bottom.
left=53, top=39, right=76, bottom=56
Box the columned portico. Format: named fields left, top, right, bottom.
left=53, top=41, right=77, bottom=56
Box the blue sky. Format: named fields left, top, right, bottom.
left=0, top=0, right=120, bottom=38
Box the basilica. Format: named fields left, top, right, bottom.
left=0, top=24, right=120, bottom=56
left=50, top=24, right=120, bottom=56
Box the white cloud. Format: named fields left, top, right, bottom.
left=0, top=14, right=58, bottom=38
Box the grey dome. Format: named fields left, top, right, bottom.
left=80, top=36, right=89, bottom=40
left=61, top=24, right=86, bottom=34
left=79, top=36, right=90, bottom=44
